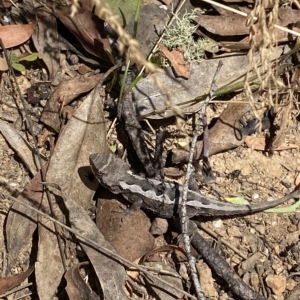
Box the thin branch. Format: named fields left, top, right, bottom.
left=0, top=190, right=197, bottom=300
left=180, top=61, right=223, bottom=300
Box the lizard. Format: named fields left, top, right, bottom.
left=90, top=152, right=300, bottom=219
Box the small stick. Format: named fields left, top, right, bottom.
left=180, top=61, right=223, bottom=300
left=0, top=190, right=197, bottom=300
left=190, top=221, right=266, bottom=300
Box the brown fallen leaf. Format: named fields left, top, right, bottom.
left=0, top=266, right=34, bottom=294
left=0, top=24, right=35, bottom=49
left=65, top=262, right=99, bottom=300
left=40, top=73, right=104, bottom=133
left=160, top=45, right=190, bottom=79
left=61, top=192, right=128, bottom=300
left=245, top=136, right=298, bottom=151
left=195, top=14, right=248, bottom=36
left=31, top=8, right=60, bottom=79
left=35, top=81, right=108, bottom=298
left=51, top=0, right=111, bottom=61
left=0, top=120, right=47, bottom=175
left=36, top=214, right=65, bottom=300
left=195, top=8, right=300, bottom=37
left=5, top=162, right=49, bottom=275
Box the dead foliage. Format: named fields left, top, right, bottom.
left=0, top=0, right=300, bottom=299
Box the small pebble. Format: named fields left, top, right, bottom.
left=254, top=225, right=265, bottom=235
left=150, top=217, right=168, bottom=235
left=265, top=275, right=286, bottom=295
left=212, top=219, right=223, bottom=228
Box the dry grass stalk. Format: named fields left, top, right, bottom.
left=244, top=0, right=280, bottom=113
left=71, top=0, right=160, bottom=75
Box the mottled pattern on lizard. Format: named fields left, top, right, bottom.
left=90, top=153, right=300, bottom=218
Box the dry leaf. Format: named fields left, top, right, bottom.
left=40, top=73, right=104, bottom=133
left=51, top=0, right=111, bottom=60
left=0, top=24, right=35, bottom=49
left=5, top=163, right=48, bottom=274
left=65, top=262, right=99, bottom=300
left=245, top=136, right=298, bottom=151
left=63, top=195, right=128, bottom=300
left=0, top=120, right=46, bottom=175
left=35, top=216, right=65, bottom=299
left=35, top=83, right=107, bottom=298
left=0, top=266, right=34, bottom=294
left=160, top=45, right=190, bottom=79
left=31, top=8, right=60, bottom=79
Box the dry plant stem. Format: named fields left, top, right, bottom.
left=0, top=38, right=68, bottom=270
left=190, top=221, right=266, bottom=300
left=0, top=283, right=32, bottom=298
left=245, top=0, right=279, bottom=118
left=180, top=61, right=223, bottom=300
left=197, top=223, right=247, bottom=260
left=0, top=191, right=197, bottom=300
left=201, top=0, right=300, bottom=37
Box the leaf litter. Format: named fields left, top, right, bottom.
left=0, top=0, right=300, bottom=299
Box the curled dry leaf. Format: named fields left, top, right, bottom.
left=5, top=163, right=48, bottom=274
left=40, top=73, right=104, bottom=133
left=36, top=214, right=65, bottom=300
left=31, top=8, right=60, bottom=79
left=35, top=84, right=107, bottom=298
left=0, top=120, right=46, bottom=175
left=0, top=266, right=34, bottom=294
left=245, top=136, right=298, bottom=151
left=160, top=45, right=190, bottom=79
left=195, top=8, right=300, bottom=37
left=0, top=23, right=35, bottom=49
left=64, top=196, right=128, bottom=300
left=46, top=81, right=106, bottom=209
left=65, top=262, right=99, bottom=300
left=51, top=0, right=111, bottom=61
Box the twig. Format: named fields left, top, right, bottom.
left=180, top=61, right=223, bottom=300
left=0, top=190, right=197, bottom=300
left=190, top=221, right=265, bottom=300
left=197, top=223, right=248, bottom=260
left=0, top=38, right=67, bottom=271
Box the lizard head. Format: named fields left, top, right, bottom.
left=89, top=153, right=113, bottom=177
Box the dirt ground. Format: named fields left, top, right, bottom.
left=1, top=1, right=300, bottom=299
left=1, top=80, right=300, bottom=299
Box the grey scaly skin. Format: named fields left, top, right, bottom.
left=90, top=153, right=300, bottom=218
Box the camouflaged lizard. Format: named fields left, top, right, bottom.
left=90, top=153, right=300, bottom=218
